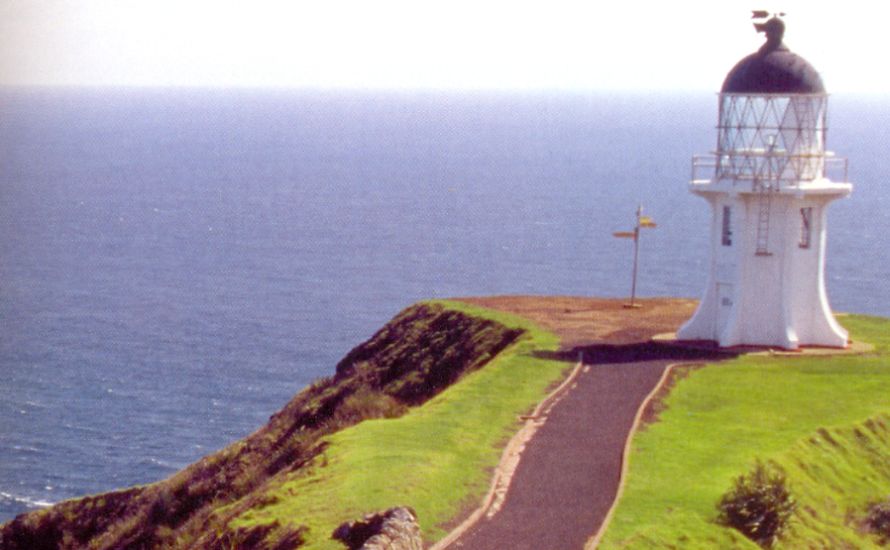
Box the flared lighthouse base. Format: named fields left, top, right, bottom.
left=676, top=181, right=850, bottom=351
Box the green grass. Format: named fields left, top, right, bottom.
left=228, top=300, right=571, bottom=549
left=600, top=314, right=890, bottom=548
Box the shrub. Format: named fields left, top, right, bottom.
left=716, top=460, right=796, bottom=547
left=333, top=388, right=407, bottom=426
left=866, top=499, right=890, bottom=541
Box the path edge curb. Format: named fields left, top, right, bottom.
left=584, top=361, right=683, bottom=549
left=429, top=358, right=586, bottom=550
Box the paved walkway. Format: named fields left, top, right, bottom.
left=448, top=359, right=671, bottom=550
left=438, top=297, right=720, bottom=550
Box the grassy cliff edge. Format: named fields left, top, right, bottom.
left=0, top=300, right=571, bottom=549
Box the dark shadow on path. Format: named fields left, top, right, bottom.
left=534, top=341, right=739, bottom=365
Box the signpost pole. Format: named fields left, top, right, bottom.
left=628, top=204, right=641, bottom=307
left=613, top=204, right=654, bottom=309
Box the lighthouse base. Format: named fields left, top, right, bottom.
left=677, top=183, right=850, bottom=350
left=677, top=292, right=848, bottom=350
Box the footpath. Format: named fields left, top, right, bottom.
left=449, top=359, right=671, bottom=549
left=436, top=296, right=721, bottom=549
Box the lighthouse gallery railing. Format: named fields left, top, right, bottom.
left=691, top=153, right=849, bottom=187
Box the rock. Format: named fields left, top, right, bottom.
left=332, top=507, right=422, bottom=550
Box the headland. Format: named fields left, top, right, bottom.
left=1, top=296, right=887, bottom=549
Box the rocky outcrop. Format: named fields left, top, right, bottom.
left=332, top=507, right=422, bottom=550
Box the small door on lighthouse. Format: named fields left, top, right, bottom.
left=716, top=283, right=734, bottom=339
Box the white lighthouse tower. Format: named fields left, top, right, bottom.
left=677, top=15, right=851, bottom=350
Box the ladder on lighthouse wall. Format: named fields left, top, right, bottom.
left=754, top=178, right=772, bottom=256
left=754, top=136, right=779, bottom=257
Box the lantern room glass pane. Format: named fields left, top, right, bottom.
left=715, top=93, right=827, bottom=184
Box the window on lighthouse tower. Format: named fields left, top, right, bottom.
left=722, top=206, right=733, bottom=246
left=799, top=207, right=813, bottom=248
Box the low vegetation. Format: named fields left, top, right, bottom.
left=599, top=314, right=890, bottom=549
left=866, top=498, right=890, bottom=542
left=716, top=461, right=795, bottom=547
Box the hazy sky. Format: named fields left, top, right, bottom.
left=1, top=0, right=887, bottom=92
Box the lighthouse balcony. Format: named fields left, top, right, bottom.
left=691, top=153, right=849, bottom=191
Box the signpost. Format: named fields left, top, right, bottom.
left=613, top=204, right=656, bottom=308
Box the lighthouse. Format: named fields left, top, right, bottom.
left=677, top=15, right=851, bottom=350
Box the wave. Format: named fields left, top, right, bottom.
left=10, top=445, right=41, bottom=455
left=138, top=456, right=182, bottom=471
left=0, top=491, right=53, bottom=510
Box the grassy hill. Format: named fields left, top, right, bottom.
left=599, top=314, right=890, bottom=548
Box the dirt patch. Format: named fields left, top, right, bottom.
left=455, top=296, right=698, bottom=349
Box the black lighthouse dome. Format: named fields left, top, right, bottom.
left=722, top=17, right=825, bottom=94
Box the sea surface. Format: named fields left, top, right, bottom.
left=1, top=88, right=888, bottom=521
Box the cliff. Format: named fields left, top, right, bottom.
left=0, top=302, right=526, bottom=549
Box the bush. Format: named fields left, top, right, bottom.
left=331, top=388, right=407, bottom=428
left=717, top=461, right=796, bottom=547
left=866, top=499, right=890, bottom=541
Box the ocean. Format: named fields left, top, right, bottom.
left=1, top=88, right=888, bottom=521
